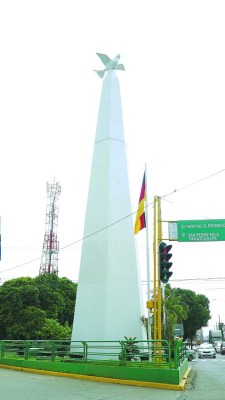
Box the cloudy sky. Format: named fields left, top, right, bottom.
left=1, top=1, right=225, bottom=328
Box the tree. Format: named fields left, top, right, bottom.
left=36, top=318, right=72, bottom=340
left=163, top=285, right=188, bottom=342
left=0, top=275, right=77, bottom=340
left=0, top=279, right=39, bottom=339
left=175, top=288, right=210, bottom=345
left=34, top=274, right=77, bottom=325
left=6, top=307, right=46, bottom=340
left=162, top=286, right=210, bottom=346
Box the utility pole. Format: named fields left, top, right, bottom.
left=153, top=196, right=162, bottom=341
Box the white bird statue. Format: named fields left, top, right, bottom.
left=93, top=53, right=125, bottom=78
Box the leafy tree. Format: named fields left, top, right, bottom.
left=162, top=285, right=210, bottom=346
left=22, top=307, right=46, bottom=339
left=57, top=277, right=78, bottom=325
left=0, top=275, right=77, bottom=340
left=36, top=318, right=71, bottom=340
left=175, top=288, right=210, bottom=345
left=0, top=283, right=31, bottom=338
left=34, top=274, right=77, bottom=325
left=6, top=307, right=46, bottom=339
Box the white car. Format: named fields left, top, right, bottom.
left=198, top=343, right=216, bottom=358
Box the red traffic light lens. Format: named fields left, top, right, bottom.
left=162, top=244, right=172, bottom=254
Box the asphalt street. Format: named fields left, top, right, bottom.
left=178, top=355, right=225, bottom=400
left=2, top=355, right=225, bottom=400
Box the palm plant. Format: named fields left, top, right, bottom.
left=164, top=287, right=188, bottom=342
left=121, top=336, right=140, bottom=361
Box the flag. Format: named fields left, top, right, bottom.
left=134, top=172, right=146, bottom=234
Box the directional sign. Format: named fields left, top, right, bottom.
left=177, top=219, right=225, bottom=242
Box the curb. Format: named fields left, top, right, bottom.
left=184, top=367, right=197, bottom=390
left=0, top=364, right=186, bottom=391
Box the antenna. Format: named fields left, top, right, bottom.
left=39, top=181, right=61, bottom=275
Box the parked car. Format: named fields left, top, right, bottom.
left=220, top=341, right=225, bottom=355
left=185, top=347, right=196, bottom=361
left=198, top=343, right=216, bottom=358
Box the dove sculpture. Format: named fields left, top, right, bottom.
left=93, top=53, right=125, bottom=78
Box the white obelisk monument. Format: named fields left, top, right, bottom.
left=71, top=54, right=145, bottom=342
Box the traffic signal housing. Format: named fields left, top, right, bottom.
left=159, top=242, right=173, bottom=284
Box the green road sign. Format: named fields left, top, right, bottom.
left=177, top=219, right=225, bottom=242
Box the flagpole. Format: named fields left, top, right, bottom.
left=145, top=163, right=152, bottom=341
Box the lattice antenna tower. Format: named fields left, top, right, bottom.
left=39, top=180, right=61, bottom=275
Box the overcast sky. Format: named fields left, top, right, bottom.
left=1, top=1, right=225, bottom=328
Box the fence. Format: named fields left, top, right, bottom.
left=0, top=339, right=186, bottom=369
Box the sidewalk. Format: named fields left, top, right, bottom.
left=0, top=366, right=195, bottom=400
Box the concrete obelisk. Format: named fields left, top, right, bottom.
left=71, top=55, right=145, bottom=342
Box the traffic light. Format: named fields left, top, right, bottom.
left=159, top=242, right=173, bottom=284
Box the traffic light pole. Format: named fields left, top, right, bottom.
left=157, top=196, right=162, bottom=341
left=153, top=197, right=157, bottom=341
left=153, top=196, right=162, bottom=341
left=162, top=283, right=166, bottom=336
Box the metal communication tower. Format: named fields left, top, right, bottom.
left=39, top=181, right=61, bottom=275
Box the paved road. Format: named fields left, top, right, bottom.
left=2, top=351, right=225, bottom=399
left=3, top=354, right=225, bottom=400
left=0, top=367, right=183, bottom=400
left=179, top=353, right=225, bottom=400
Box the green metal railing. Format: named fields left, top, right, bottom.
left=0, top=339, right=186, bottom=369
left=174, top=339, right=187, bottom=367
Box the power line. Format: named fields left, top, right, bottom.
left=162, top=168, right=225, bottom=199
left=142, top=277, right=225, bottom=283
